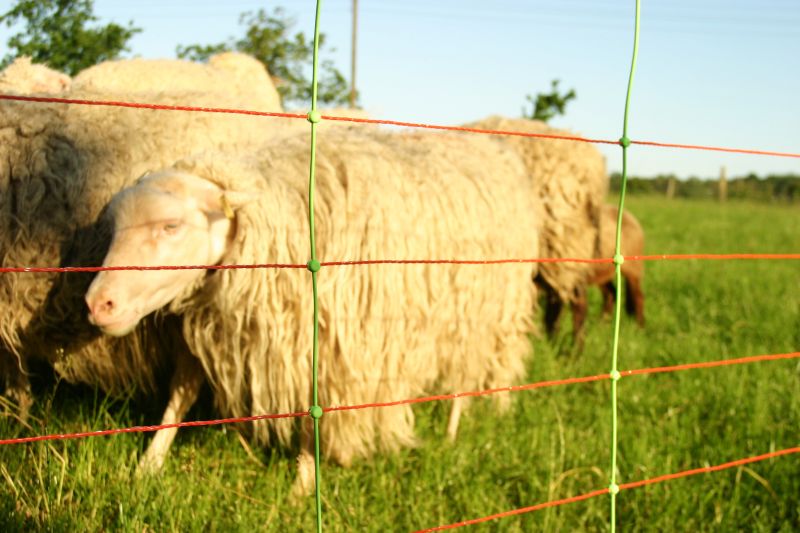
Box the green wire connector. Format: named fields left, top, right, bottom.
left=619, top=136, right=631, bottom=148
left=613, top=254, right=625, bottom=266
left=308, top=110, right=322, bottom=124
left=310, top=405, right=324, bottom=419
left=307, top=259, right=321, bottom=272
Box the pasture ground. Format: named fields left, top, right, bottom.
left=1, top=196, right=798, bottom=531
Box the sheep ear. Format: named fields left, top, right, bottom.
left=202, top=189, right=260, bottom=219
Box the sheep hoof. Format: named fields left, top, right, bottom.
left=288, top=451, right=316, bottom=504
left=446, top=398, right=463, bottom=442
left=5, top=386, right=33, bottom=423
left=446, top=427, right=458, bottom=442
left=136, top=450, right=166, bottom=477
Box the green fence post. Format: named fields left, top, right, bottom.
left=307, top=1, right=325, bottom=532
left=610, top=1, right=641, bottom=531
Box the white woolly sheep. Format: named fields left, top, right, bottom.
left=465, top=116, right=609, bottom=348
left=0, top=57, right=71, bottom=95
left=85, top=128, right=541, bottom=493
left=70, top=52, right=281, bottom=112
left=0, top=53, right=284, bottom=467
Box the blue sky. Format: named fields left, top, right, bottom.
left=1, top=0, right=798, bottom=178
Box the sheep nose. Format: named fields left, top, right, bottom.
left=86, top=290, right=118, bottom=324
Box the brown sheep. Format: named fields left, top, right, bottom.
left=589, top=205, right=645, bottom=325
left=543, top=205, right=645, bottom=337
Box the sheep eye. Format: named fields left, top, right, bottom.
left=162, top=222, right=181, bottom=234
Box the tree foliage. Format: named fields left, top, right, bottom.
left=523, top=79, right=576, bottom=123
left=0, top=0, right=140, bottom=75
left=177, top=8, right=350, bottom=108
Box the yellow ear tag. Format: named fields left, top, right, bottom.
left=220, top=194, right=235, bottom=219
left=136, top=170, right=153, bottom=183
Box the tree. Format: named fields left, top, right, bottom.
left=178, top=8, right=350, bottom=108
left=522, top=79, right=576, bottom=123
left=0, top=0, right=140, bottom=75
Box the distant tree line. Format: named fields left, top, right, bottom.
left=610, top=173, right=800, bottom=203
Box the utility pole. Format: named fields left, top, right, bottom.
left=666, top=176, right=676, bottom=199
left=350, top=0, right=358, bottom=108
left=718, top=165, right=728, bottom=202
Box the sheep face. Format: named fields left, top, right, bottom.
left=85, top=171, right=238, bottom=336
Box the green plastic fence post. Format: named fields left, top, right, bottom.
left=307, top=1, right=325, bottom=532
left=609, top=1, right=641, bottom=531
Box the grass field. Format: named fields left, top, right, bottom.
left=1, top=196, right=798, bottom=532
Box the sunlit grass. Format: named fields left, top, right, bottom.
left=1, top=197, right=798, bottom=531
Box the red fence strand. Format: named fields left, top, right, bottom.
left=3, top=252, right=800, bottom=274
left=0, top=263, right=307, bottom=274
left=0, top=411, right=307, bottom=446
left=618, top=446, right=800, bottom=491
left=321, top=258, right=609, bottom=266
left=324, top=374, right=610, bottom=413
left=414, top=446, right=800, bottom=532
left=631, top=139, right=800, bottom=159
left=321, top=115, right=618, bottom=146
left=2, top=351, right=796, bottom=447
left=0, top=257, right=607, bottom=274
left=627, top=253, right=800, bottom=262
left=623, top=351, right=800, bottom=377
left=2, top=93, right=799, bottom=159
left=415, top=489, right=611, bottom=532
left=0, top=93, right=305, bottom=121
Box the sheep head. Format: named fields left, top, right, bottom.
left=85, top=170, right=252, bottom=336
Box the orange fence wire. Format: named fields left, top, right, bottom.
left=2, top=252, right=800, bottom=274
left=2, top=93, right=799, bottom=159
left=2, top=351, right=796, bottom=446
left=414, top=446, right=800, bottom=532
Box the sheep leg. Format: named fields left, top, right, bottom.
left=138, top=347, right=204, bottom=473
left=600, top=282, right=616, bottom=317
left=290, top=421, right=317, bottom=501
left=5, top=381, right=32, bottom=422
left=543, top=285, right=564, bottom=338
left=570, top=289, right=588, bottom=353
left=625, top=275, right=646, bottom=327
left=1, top=351, right=32, bottom=422
left=446, top=397, right=465, bottom=441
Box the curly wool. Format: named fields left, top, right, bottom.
left=464, top=116, right=608, bottom=303
left=168, top=128, right=541, bottom=465
left=0, top=53, right=284, bottom=395
left=0, top=56, right=71, bottom=95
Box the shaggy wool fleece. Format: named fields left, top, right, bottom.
left=162, top=128, right=542, bottom=465
left=0, top=53, right=284, bottom=398
left=465, top=116, right=608, bottom=304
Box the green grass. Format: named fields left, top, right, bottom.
left=2, top=197, right=799, bottom=531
